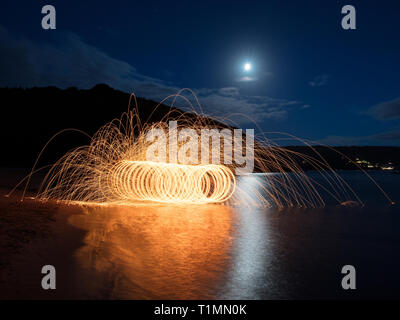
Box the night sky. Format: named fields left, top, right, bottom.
left=1, top=0, right=400, bottom=145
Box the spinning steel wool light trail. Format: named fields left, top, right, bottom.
left=8, top=89, right=393, bottom=207
left=105, top=161, right=235, bottom=204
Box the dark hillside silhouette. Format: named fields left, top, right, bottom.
left=0, top=84, right=223, bottom=167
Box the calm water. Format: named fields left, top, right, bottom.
left=57, top=171, right=400, bottom=299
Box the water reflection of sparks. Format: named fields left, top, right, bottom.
left=66, top=204, right=234, bottom=299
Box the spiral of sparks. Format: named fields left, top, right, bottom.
left=106, top=161, right=236, bottom=204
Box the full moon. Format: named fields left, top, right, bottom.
left=244, top=62, right=252, bottom=72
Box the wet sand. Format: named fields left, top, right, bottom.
left=0, top=190, right=87, bottom=299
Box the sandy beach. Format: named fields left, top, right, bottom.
left=0, top=190, right=87, bottom=299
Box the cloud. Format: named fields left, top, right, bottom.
left=192, top=88, right=299, bottom=123
left=0, top=26, right=301, bottom=125
left=316, top=130, right=400, bottom=146
left=238, top=76, right=257, bottom=82
left=236, top=71, right=272, bottom=83
left=309, top=74, right=330, bottom=87
left=373, top=130, right=400, bottom=141
left=368, top=97, right=400, bottom=120
left=0, top=26, right=174, bottom=96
